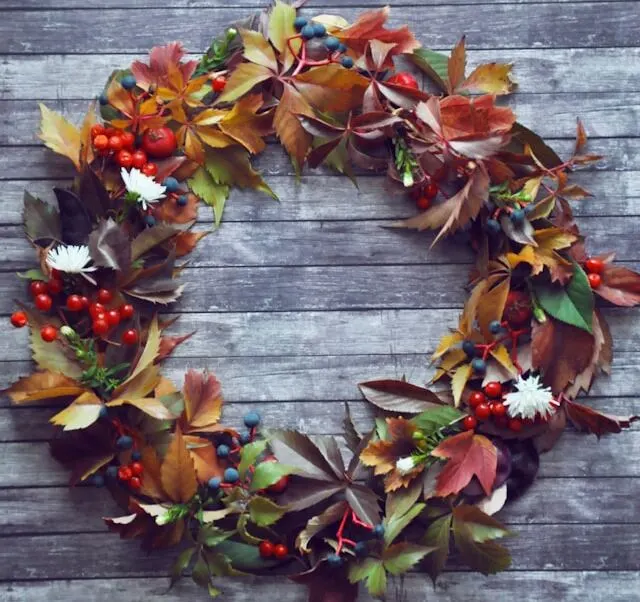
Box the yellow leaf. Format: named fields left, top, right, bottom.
left=506, top=246, right=537, bottom=270
left=107, top=396, right=176, bottom=420
left=79, top=100, right=97, bottom=167
left=294, top=64, right=369, bottom=112
left=451, top=363, right=472, bottom=407
left=3, top=371, right=86, bottom=405
left=218, top=94, right=272, bottom=154
left=522, top=176, right=542, bottom=203
left=38, top=103, right=81, bottom=170
left=432, top=331, right=464, bottom=360
left=490, top=345, right=518, bottom=377
left=184, top=435, right=223, bottom=483
left=114, top=365, right=161, bottom=400
left=119, top=315, right=161, bottom=388
left=312, top=14, right=350, bottom=30
left=161, top=427, right=199, bottom=503
left=459, top=63, right=516, bottom=95
left=534, top=227, right=578, bottom=251
left=268, top=0, right=300, bottom=71
left=460, top=280, right=486, bottom=335
left=139, top=446, right=166, bottom=500
left=240, top=28, right=278, bottom=71
left=477, top=272, right=510, bottom=339
left=50, top=391, right=103, bottom=431
left=216, top=63, right=273, bottom=104
left=30, top=328, right=84, bottom=379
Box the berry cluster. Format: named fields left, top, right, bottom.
left=258, top=540, right=289, bottom=560
left=584, top=256, right=604, bottom=289
left=410, top=177, right=439, bottom=210
left=463, top=381, right=523, bottom=432
left=292, top=16, right=354, bottom=70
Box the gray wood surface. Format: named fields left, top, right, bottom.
left=1, top=0, right=639, bottom=600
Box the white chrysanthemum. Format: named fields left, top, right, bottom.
left=47, top=244, right=97, bottom=275
left=504, top=374, right=557, bottom=420
left=396, top=456, right=417, bottom=475
left=121, top=167, right=166, bottom=210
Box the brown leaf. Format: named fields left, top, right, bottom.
left=181, top=369, right=224, bottom=432
left=157, top=331, right=195, bottom=362
left=294, top=64, right=369, bottom=112
left=218, top=94, right=273, bottom=154
left=447, top=36, right=466, bottom=94
left=596, top=264, right=640, bottom=307
left=139, top=445, right=167, bottom=500
left=3, top=371, right=86, bottom=405
left=574, top=118, right=588, bottom=155
left=358, top=379, right=446, bottom=413
left=273, top=83, right=313, bottom=169
left=564, top=399, right=637, bottom=438
left=160, top=426, right=198, bottom=503
left=184, top=435, right=224, bottom=483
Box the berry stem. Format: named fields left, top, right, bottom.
left=335, top=507, right=350, bottom=554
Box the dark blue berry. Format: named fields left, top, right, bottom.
left=240, top=431, right=252, bottom=445
left=338, top=43, right=347, bottom=54
left=217, top=444, right=230, bottom=458
left=223, top=467, right=240, bottom=484
left=244, top=411, right=261, bottom=428
left=293, top=16, right=308, bottom=31
left=301, top=24, right=315, bottom=40
left=208, top=477, right=221, bottom=490
left=489, top=320, right=503, bottom=335
left=131, top=450, right=142, bottom=461
left=116, top=435, right=133, bottom=450
left=98, top=405, right=109, bottom=419
left=98, top=92, right=109, bottom=106
left=523, top=203, right=535, bottom=215
left=121, top=74, right=137, bottom=90
left=341, top=56, right=354, bottom=69
left=144, top=215, right=156, bottom=227
left=312, top=23, right=327, bottom=38
left=92, top=473, right=105, bottom=487
left=373, top=524, right=385, bottom=539
left=324, top=36, right=340, bottom=52
left=486, top=218, right=501, bottom=235
left=462, top=340, right=477, bottom=357
left=106, top=466, right=119, bottom=480
left=510, top=208, right=526, bottom=226
left=471, top=358, right=487, bottom=374
left=354, top=541, right=368, bottom=557
left=163, top=177, right=179, bottom=193
left=326, top=553, right=343, bottom=568
left=177, top=194, right=188, bottom=207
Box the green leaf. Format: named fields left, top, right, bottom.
left=199, top=525, right=235, bottom=548
left=268, top=0, right=296, bottom=53
left=348, top=558, right=387, bottom=598
left=534, top=263, right=594, bottom=333
left=170, top=546, right=195, bottom=587
left=17, top=268, right=46, bottom=281
left=248, top=496, right=286, bottom=527
left=189, top=166, right=229, bottom=227
left=411, top=406, right=463, bottom=433
left=296, top=500, right=347, bottom=553
left=421, top=513, right=452, bottom=582
left=409, top=48, right=448, bottom=92
left=383, top=542, right=435, bottom=575
left=215, top=540, right=280, bottom=571
left=206, top=147, right=277, bottom=200
left=30, top=328, right=83, bottom=379
left=191, top=551, right=211, bottom=588
left=384, top=503, right=425, bottom=546
left=452, top=505, right=512, bottom=543
left=238, top=440, right=267, bottom=478
left=385, top=478, right=422, bottom=520
left=237, top=513, right=263, bottom=545
left=375, top=417, right=388, bottom=440
left=250, top=461, right=296, bottom=492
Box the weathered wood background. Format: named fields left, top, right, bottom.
left=1, top=0, right=639, bottom=600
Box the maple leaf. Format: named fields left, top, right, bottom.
left=180, top=369, right=224, bottom=433
left=3, top=370, right=86, bottom=405
left=430, top=430, right=497, bottom=497
left=131, top=42, right=199, bottom=92
left=156, top=64, right=210, bottom=110
left=161, top=426, right=199, bottom=503
left=105, top=77, right=168, bottom=133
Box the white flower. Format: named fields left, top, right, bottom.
left=396, top=456, right=417, bottom=475
left=121, top=167, right=166, bottom=210
left=47, top=244, right=97, bottom=275
left=504, top=374, right=558, bottom=420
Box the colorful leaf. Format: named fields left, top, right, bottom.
left=161, top=426, right=199, bottom=503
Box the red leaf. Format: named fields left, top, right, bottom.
left=157, top=331, right=195, bottom=361
left=564, top=399, right=638, bottom=438
left=431, top=430, right=497, bottom=496
left=358, top=379, right=447, bottom=413
left=131, top=42, right=198, bottom=92
left=596, top=264, right=640, bottom=307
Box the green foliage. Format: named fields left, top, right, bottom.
left=409, top=48, right=449, bottom=91
left=250, top=461, right=296, bottom=491
left=393, top=137, right=419, bottom=187
left=196, top=28, right=239, bottom=75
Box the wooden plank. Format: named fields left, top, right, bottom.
left=2, top=572, right=640, bottom=602
left=1, top=4, right=639, bottom=53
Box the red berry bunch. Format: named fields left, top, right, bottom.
left=91, top=124, right=159, bottom=176
left=502, top=290, right=532, bottom=327
left=259, top=541, right=288, bottom=559
left=584, top=256, right=604, bottom=289
left=413, top=178, right=439, bottom=211
left=465, top=381, right=522, bottom=432
left=118, top=460, right=144, bottom=490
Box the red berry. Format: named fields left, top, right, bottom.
left=40, top=324, right=57, bottom=342
left=65, top=294, right=84, bottom=312
left=141, top=126, right=177, bottom=159
left=47, top=279, right=64, bottom=295
left=588, top=273, right=602, bottom=289
left=90, top=124, right=106, bottom=138
left=491, top=402, right=507, bottom=417
left=108, top=135, right=124, bottom=152
left=585, top=258, right=604, bottom=274
left=273, top=544, right=288, bottom=559
left=475, top=403, right=491, bottom=421
left=416, top=196, right=431, bottom=211
left=268, top=476, right=289, bottom=494
left=97, top=289, right=113, bottom=304
left=424, top=180, right=438, bottom=199
left=259, top=541, right=275, bottom=558
left=142, top=162, right=158, bottom=177
left=494, top=415, right=508, bottom=428
left=30, top=281, right=47, bottom=296
left=116, top=149, right=133, bottom=168
left=80, top=296, right=90, bottom=309
left=106, top=309, right=121, bottom=327
left=212, top=76, right=227, bottom=92
left=503, top=290, right=532, bottom=327
left=508, top=418, right=523, bottom=432
left=129, top=476, right=142, bottom=490
left=118, top=466, right=133, bottom=481
left=122, top=329, right=139, bottom=345
left=119, top=304, right=134, bottom=319
left=89, top=302, right=106, bottom=319
left=120, top=131, right=135, bottom=150
left=463, top=415, right=477, bottom=431
left=131, top=149, right=147, bottom=169
left=35, top=293, right=53, bottom=312
left=387, top=72, right=419, bottom=90
left=93, top=134, right=109, bottom=150
left=130, top=461, right=144, bottom=477
left=484, top=381, right=502, bottom=398
left=104, top=127, right=118, bottom=138
left=10, top=311, right=28, bottom=328
left=93, top=318, right=109, bottom=336
left=468, top=391, right=486, bottom=408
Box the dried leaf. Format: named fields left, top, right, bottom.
left=181, top=370, right=224, bottom=432
left=358, top=379, right=446, bottom=413
left=50, top=391, right=103, bottom=431
left=3, top=371, right=85, bottom=405
left=447, top=36, right=466, bottom=94
left=459, top=63, right=515, bottom=95
left=161, top=426, right=199, bottom=503
left=38, top=103, right=81, bottom=169
left=296, top=500, right=348, bottom=553
left=23, top=191, right=61, bottom=246
left=88, top=218, right=131, bottom=271
left=564, top=399, right=637, bottom=438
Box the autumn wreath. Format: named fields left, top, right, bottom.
left=4, top=2, right=639, bottom=600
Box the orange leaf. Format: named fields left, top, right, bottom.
left=3, top=371, right=86, bottom=405
left=294, top=64, right=369, bottom=112
left=181, top=369, right=224, bottom=432
left=184, top=435, right=224, bottom=483
left=447, top=36, right=466, bottom=94
left=173, top=230, right=209, bottom=257
left=218, top=94, right=272, bottom=154
left=139, top=445, right=167, bottom=500
left=160, top=426, right=198, bottom=503
left=273, top=83, right=314, bottom=169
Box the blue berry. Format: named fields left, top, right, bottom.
left=338, top=43, right=347, bottom=54
left=116, top=435, right=133, bottom=450
left=341, top=56, right=354, bottom=69
left=523, top=203, right=535, bottom=215
left=92, top=473, right=105, bottom=487
left=106, top=466, right=119, bottom=480
left=224, top=467, right=240, bottom=484
left=163, top=177, right=179, bottom=193
left=244, top=411, right=261, bottom=428
left=208, top=477, right=222, bottom=490
left=121, top=74, right=137, bottom=90
left=373, top=524, right=385, bottom=539
left=301, top=24, right=315, bottom=40
left=471, top=358, right=487, bottom=374
left=312, top=23, right=327, bottom=38
left=510, top=208, right=526, bottom=226
left=144, top=215, right=156, bottom=227
left=240, top=431, right=252, bottom=445
left=486, top=218, right=501, bottom=235
left=326, top=553, right=343, bottom=568
left=131, top=450, right=142, bottom=461
left=354, top=541, right=368, bottom=557
left=462, top=340, right=477, bottom=357
left=324, top=36, right=340, bottom=52
left=98, top=92, right=109, bottom=106
left=177, top=194, right=188, bottom=207
left=489, top=320, right=502, bottom=335
left=217, top=444, right=230, bottom=458
left=98, top=405, right=109, bottom=419
left=293, top=16, right=308, bottom=31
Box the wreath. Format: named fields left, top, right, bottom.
left=4, top=3, right=639, bottom=600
